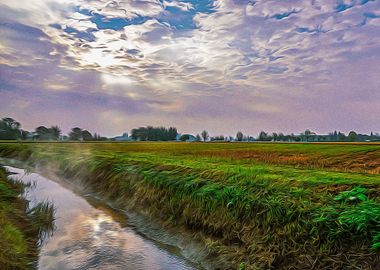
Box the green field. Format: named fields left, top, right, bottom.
left=0, top=142, right=379, bottom=269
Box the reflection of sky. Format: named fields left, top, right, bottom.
left=0, top=0, right=379, bottom=135
left=6, top=167, right=195, bottom=270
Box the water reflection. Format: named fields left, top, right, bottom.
left=5, top=166, right=198, bottom=270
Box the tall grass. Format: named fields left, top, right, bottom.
left=27, top=201, right=56, bottom=244
left=0, top=165, right=55, bottom=269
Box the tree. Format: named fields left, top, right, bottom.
left=272, top=132, right=278, bottom=142
left=50, top=126, right=61, bottom=140
left=20, top=130, right=30, bottom=140
left=195, top=134, right=201, bottom=142
left=258, top=131, right=269, bottom=141
left=34, top=125, right=61, bottom=140
left=236, top=131, right=243, bottom=141
left=304, top=129, right=311, bottom=142
left=338, top=132, right=346, bottom=141
left=333, top=131, right=338, bottom=141
left=201, top=130, right=209, bottom=142
left=131, top=126, right=177, bottom=141
left=278, top=132, right=284, bottom=141
left=35, top=126, right=50, bottom=140
left=69, top=127, right=83, bottom=141
left=82, top=130, right=93, bottom=141
left=348, top=131, right=358, bottom=142
left=0, top=117, right=22, bottom=139
left=2, top=118, right=21, bottom=130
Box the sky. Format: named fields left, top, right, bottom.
left=0, top=0, right=379, bottom=137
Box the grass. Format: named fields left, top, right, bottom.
left=0, top=141, right=379, bottom=269
left=0, top=166, right=55, bottom=269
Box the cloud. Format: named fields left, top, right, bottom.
left=1, top=0, right=380, bottom=135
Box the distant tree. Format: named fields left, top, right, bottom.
left=2, top=118, right=21, bottom=130
left=327, top=132, right=334, bottom=141
left=236, top=131, right=243, bottom=141
left=258, top=131, right=268, bottom=141
left=131, top=127, right=146, bottom=141
left=50, top=126, right=61, bottom=140
left=92, top=133, right=108, bottom=141
left=82, top=130, right=93, bottom=141
left=304, top=129, right=312, bottom=142
left=333, top=131, right=338, bottom=141
left=35, top=126, right=50, bottom=140
left=34, top=125, right=62, bottom=140
left=338, top=132, right=346, bottom=141
left=0, top=117, right=22, bottom=139
left=201, top=130, right=209, bottom=142
left=131, top=126, right=177, bottom=141
left=272, top=132, right=278, bottom=142
left=69, top=127, right=83, bottom=141
left=278, top=132, right=285, bottom=141
left=20, top=130, right=30, bottom=140
left=348, top=131, right=358, bottom=142
left=195, top=134, right=201, bottom=142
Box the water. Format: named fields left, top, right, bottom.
left=4, top=166, right=199, bottom=270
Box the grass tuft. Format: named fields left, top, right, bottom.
left=0, top=166, right=55, bottom=269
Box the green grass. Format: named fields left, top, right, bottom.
left=0, top=166, right=55, bottom=269
left=0, top=142, right=379, bottom=269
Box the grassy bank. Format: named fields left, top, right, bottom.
left=0, top=142, right=379, bottom=269
left=0, top=166, right=55, bottom=269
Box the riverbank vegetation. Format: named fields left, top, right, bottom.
left=0, top=166, right=55, bottom=269
left=0, top=142, right=379, bottom=269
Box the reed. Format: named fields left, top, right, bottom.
left=0, top=166, right=55, bottom=270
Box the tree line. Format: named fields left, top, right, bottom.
left=0, top=117, right=106, bottom=141
left=206, top=130, right=380, bottom=142
left=131, top=126, right=177, bottom=141
left=0, top=117, right=379, bottom=142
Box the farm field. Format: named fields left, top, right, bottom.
left=0, top=142, right=379, bottom=269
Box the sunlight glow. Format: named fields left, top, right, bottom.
left=82, top=50, right=123, bottom=68
left=101, top=74, right=134, bottom=85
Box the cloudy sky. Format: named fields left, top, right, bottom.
left=0, top=0, right=379, bottom=136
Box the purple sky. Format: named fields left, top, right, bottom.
left=0, top=0, right=379, bottom=137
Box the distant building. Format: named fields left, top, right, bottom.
left=186, top=135, right=197, bottom=142
left=176, top=134, right=197, bottom=142
left=113, top=132, right=131, bottom=141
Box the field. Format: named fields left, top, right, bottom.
left=0, top=142, right=379, bottom=269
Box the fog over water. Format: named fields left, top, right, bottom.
left=5, top=166, right=199, bottom=270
